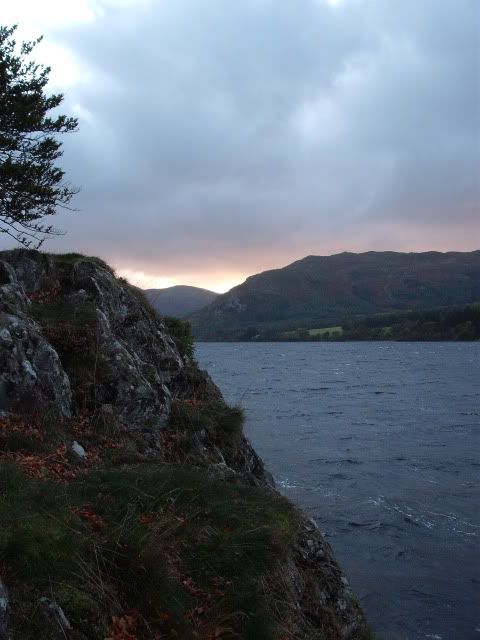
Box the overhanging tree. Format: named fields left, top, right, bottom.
left=0, top=24, right=78, bottom=248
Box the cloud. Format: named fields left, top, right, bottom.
left=2, top=0, right=479, bottom=289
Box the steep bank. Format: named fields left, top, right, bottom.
left=0, top=250, right=369, bottom=639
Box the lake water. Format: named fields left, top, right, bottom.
left=196, top=342, right=480, bottom=640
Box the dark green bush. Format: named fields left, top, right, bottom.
left=164, top=316, right=195, bottom=359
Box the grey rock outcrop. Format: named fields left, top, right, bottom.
left=70, top=440, right=86, bottom=458
left=38, top=597, right=72, bottom=637
left=0, top=321, right=72, bottom=418
left=0, top=251, right=272, bottom=475
left=0, top=258, right=71, bottom=417
left=0, top=251, right=182, bottom=434
left=0, top=577, right=8, bottom=639
left=290, top=517, right=368, bottom=638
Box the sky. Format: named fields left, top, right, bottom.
left=1, top=0, right=479, bottom=292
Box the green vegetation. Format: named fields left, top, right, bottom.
left=205, top=304, right=480, bottom=342
left=49, top=252, right=114, bottom=272
left=166, top=399, right=244, bottom=464
left=0, top=25, right=78, bottom=248
left=339, top=304, right=480, bottom=341
left=30, top=295, right=99, bottom=411
left=0, top=249, right=114, bottom=274
left=190, top=251, right=480, bottom=340
left=308, top=326, right=343, bottom=337
left=164, top=316, right=195, bottom=359
left=30, top=297, right=97, bottom=328
left=0, top=461, right=300, bottom=639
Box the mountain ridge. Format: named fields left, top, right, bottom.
left=189, top=250, right=480, bottom=339
left=145, top=284, right=218, bottom=318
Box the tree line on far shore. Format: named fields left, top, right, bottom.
left=205, top=304, right=480, bottom=342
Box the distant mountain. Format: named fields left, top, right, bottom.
left=189, top=251, right=480, bottom=339
left=145, top=285, right=218, bottom=318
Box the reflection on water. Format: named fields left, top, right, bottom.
left=196, top=342, right=480, bottom=640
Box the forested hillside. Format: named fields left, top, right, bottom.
left=190, top=251, right=480, bottom=339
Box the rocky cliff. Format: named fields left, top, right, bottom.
left=0, top=250, right=369, bottom=640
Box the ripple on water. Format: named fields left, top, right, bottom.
left=196, top=341, right=480, bottom=640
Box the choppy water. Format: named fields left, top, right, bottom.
left=196, top=342, right=480, bottom=640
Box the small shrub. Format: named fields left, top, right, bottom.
left=164, top=316, right=195, bottom=359
left=167, top=399, right=244, bottom=463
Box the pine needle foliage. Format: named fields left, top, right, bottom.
left=0, top=25, right=78, bottom=248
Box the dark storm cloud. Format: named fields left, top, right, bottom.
left=4, top=0, right=479, bottom=285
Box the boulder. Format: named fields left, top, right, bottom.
left=0, top=578, right=8, bottom=639
left=0, top=311, right=72, bottom=417
left=38, top=597, right=72, bottom=636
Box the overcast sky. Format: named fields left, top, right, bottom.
left=2, top=0, right=479, bottom=291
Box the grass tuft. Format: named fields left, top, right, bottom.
left=48, top=252, right=114, bottom=273
left=165, top=399, right=244, bottom=465
left=0, top=463, right=299, bottom=639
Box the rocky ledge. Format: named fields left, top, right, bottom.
left=0, top=250, right=369, bottom=640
